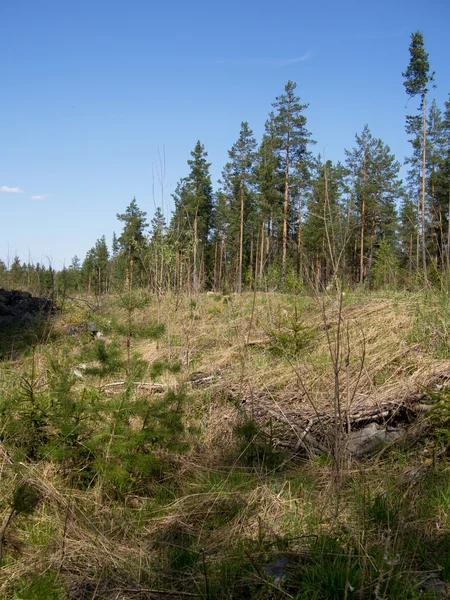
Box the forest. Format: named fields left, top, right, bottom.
left=1, top=31, right=450, bottom=600
left=1, top=32, right=450, bottom=297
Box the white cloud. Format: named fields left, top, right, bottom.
left=215, top=52, right=312, bottom=67
left=1, top=186, right=24, bottom=194
left=30, top=193, right=53, bottom=200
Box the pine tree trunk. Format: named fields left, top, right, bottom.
left=193, top=214, right=198, bottom=293
left=282, top=147, right=289, bottom=288
left=213, top=240, right=219, bottom=291
left=199, top=245, right=205, bottom=291
left=220, top=235, right=226, bottom=290
left=297, top=194, right=302, bottom=280
left=250, top=232, right=254, bottom=290
left=429, top=183, right=437, bottom=262
left=359, top=197, right=365, bottom=285
left=187, top=254, right=191, bottom=296
left=259, top=220, right=265, bottom=281
left=255, top=229, right=259, bottom=287
left=422, top=95, right=428, bottom=283
left=409, top=231, right=413, bottom=282
left=360, top=149, right=367, bottom=285
left=179, top=254, right=183, bottom=296
left=438, top=207, right=444, bottom=267
left=238, top=182, right=244, bottom=293
left=367, top=210, right=377, bottom=282
left=417, top=180, right=421, bottom=272
left=447, top=187, right=450, bottom=277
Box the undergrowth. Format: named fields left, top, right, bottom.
left=0, top=290, right=449, bottom=598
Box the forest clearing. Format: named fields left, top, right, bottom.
left=2, top=7, right=450, bottom=597
left=1, top=289, right=450, bottom=599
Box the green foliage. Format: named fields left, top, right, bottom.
left=403, top=31, right=434, bottom=102
left=427, top=386, right=450, bottom=444
left=149, top=358, right=182, bottom=379
left=268, top=306, right=317, bottom=356
left=367, top=492, right=400, bottom=527
left=115, top=289, right=152, bottom=310
left=12, top=482, right=41, bottom=515
left=0, top=336, right=188, bottom=496
left=82, top=235, right=110, bottom=294
left=83, top=339, right=124, bottom=375
left=116, top=198, right=149, bottom=256
left=0, top=363, right=51, bottom=459
left=10, top=571, right=64, bottom=600
left=345, top=125, right=402, bottom=285
left=372, top=238, right=400, bottom=289
left=409, top=293, right=450, bottom=357
left=234, top=418, right=286, bottom=468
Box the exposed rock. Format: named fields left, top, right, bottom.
left=0, top=288, right=54, bottom=329
left=346, top=423, right=407, bottom=457
left=419, top=574, right=449, bottom=598
left=87, top=321, right=98, bottom=336
left=264, top=552, right=306, bottom=584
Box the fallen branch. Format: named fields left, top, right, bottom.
left=245, top=339, right=268, bottom=347
left=115, top=589, right=197, bottom=597
left=101, top=382, right=166, bottom=392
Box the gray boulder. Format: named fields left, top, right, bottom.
left=0, top=288, right=54, bottom=329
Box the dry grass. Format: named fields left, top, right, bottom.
left=100, top=290, right=449, bottom=450
left=1, top=289, right=450, bottom=598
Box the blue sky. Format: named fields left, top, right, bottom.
left=1, top=0, right=449, bottom=268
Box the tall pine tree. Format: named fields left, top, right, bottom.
left=272, top=81, right=314, bottom=286
left=403, top=31, right=435, bottom=283
left=227, top=123, right=257, bottom=293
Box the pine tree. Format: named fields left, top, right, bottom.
left=254, top=114, right=284, bottom=283
left=399, top=195, right=418, bottom=281
left=82, top=236, right=109, bottom=295
left=67, top=256, right=82, bottom=292
left=148, top=207, right=170, bottom=293
left=227, top=123, right=257, bottom=293
left=211, top=180, right=231, bottom=291
left=443, top=96, right=450, bottom=273
left=117, top=198, right=149, bottom=253
left=111, top=232, right=120, bottom=257
left=9, top=257, right=25, bottom=289
left=303, top=157, right=347, bottom=287
left=94, top=236, right=110, bottom=294
left=426, top=100, right=445, bottom=265
left=116, top=198, right=149, bottom=286
left=186, top=142, right=214, bottom=291
left=170, top=142, right=213, bottom=292
left=405, top=114, right=424, bottom=273
left=0, top=260, right=7, bottom=288
left=403, top=31, right=435, bottom=283
left=345, top=126, right=402, bottom=285
left=272, top=81, right=314, bottom=286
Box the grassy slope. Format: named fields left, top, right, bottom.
left=0, top=290, right=450, bottom=599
